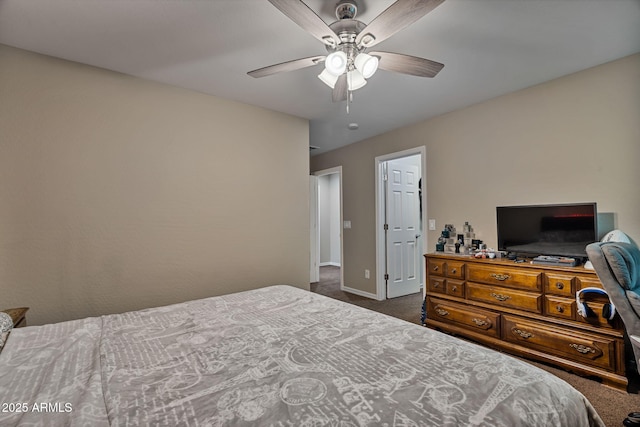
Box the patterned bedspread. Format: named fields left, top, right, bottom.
left=0, top=285, right=604, bottom=426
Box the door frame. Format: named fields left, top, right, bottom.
left=375, top=147, right=427, bottom=300
left=312, top=166, right=344, bottom=289
left=309, top=175, right=319, bottom=283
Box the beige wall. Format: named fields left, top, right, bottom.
left=311, top=54, right=640, bottom=295
left=0, top=45, right=310, bottom=325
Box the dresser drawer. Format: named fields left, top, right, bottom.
left=428, top=277, right=446, bottom=294
left=445, top=279, right=465, bottom=298
left=428, top=297, right=500, bottom=338
left=544, top=295, right=576, bottom=320
left=467, top=283, right=542, bottom=313
left=575, top=300, right=620, bottom=330
left=503, top=315, right=617, bottom=371
left=428, top=259, right=446, bottom=276
left=545, top=273, right=576, bottom=297
left=578, top=276, right=605, bottom=290
left=467, top=265, right=541, bottom=291
left=446, top=261, right=465, bottom=279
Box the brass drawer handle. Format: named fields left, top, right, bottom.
left=570, top=343, right=596, bottom=354
left=435, top=308, right=449, bottom=316
left=490, top=273, right=510, bottom=281
left=513, top=328, right=533, bottom=339
left=556, top=305, right=564, bottom=313
left=490, top=292, right=511, bottom=302
left=433, top=281, right=442, bottom=288
left=450, top=285, right=457, bottom=292
left=472, top=318, right=488, bottom=327
left=433, top=266, right=439, bottom=271
left=556, top=282, right=564, bottom=290
left=451, top=268, right=457, bottom=274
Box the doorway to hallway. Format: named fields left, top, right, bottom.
left=310, top=265, right=340, bottom=292
left=310, top=167, right=343, bottom=290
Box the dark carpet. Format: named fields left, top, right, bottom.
left=311, top=266, right=640, bottom=427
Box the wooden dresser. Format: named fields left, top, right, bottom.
left=424, top=253, right=628, bottom=391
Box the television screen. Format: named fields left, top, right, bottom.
left=496, top=203, right=597, bottom=258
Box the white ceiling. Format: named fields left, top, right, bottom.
left=1, top=0, right=639, bottom=155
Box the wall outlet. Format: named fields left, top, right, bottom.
left=343, top=220, right=352, bottom=229
left=364, top=269, right=370, bottom=279
left=428, top=219, right=436, bottom=231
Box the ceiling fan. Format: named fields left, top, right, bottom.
left=248, top=0, right=446, bottom=103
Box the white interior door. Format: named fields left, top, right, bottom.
left=386, top=159, right=421, bottom=298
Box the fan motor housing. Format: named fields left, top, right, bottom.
left=329, top=19, right=365, bottom=44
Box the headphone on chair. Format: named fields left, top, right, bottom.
left=576, top=287, right=616, bottom=320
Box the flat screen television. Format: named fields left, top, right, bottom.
left=496, top=203, right=597, bottom=259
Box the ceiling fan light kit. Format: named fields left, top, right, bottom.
left=249, top=0, right=446, bottom=104
left=325, top=51, right=348, bottom=75
left=347, top=69, right=367, bottom=90
left=319, top=51, right=372, bottom=90
left=318, top=68, right=340, bottom=88
left=354, top=52, right=379, bottom=79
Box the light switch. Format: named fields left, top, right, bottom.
left=343, top=220, right=352, bottom=229
left=428, top=219, right=436, bottom=231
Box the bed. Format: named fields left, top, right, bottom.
left=0, top=285, right=603, bottom=426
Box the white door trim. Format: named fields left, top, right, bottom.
left=309, top=175, right=319, bottom=283
left=313, top=166, right=344, bottom=290
left=375, top=147, right=427, bottom=300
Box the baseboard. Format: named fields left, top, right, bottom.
left=341, top=285, right=378, bottom=300
left=319, top=262, right=341, bottom=267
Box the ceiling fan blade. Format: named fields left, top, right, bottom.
left=371, top=51, right=444, bottom=77
left=268, top=0, right=340, bottom=47
left=332, top=74, right=348, bottom=102
left=356, top=0, right=445, bottom=48
left=248, top=55, right=325, bottom=78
